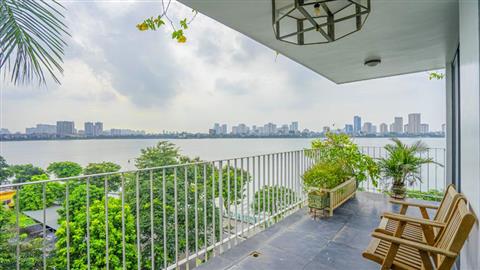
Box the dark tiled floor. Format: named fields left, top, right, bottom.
left=195, top=192, right=438, bottom=270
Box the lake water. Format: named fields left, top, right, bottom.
left=0, top=138, right=446, bottom=170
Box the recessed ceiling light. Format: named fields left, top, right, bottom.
left=364, top=59, right=381, bottom=67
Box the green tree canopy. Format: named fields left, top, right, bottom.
left=251, top=186, right=296, bottom=215
left=57, top=183, right=104, bottom=222
left=17, top=174, right=63, bottom=211
left=310, top=133, right=379, bottom=185
left=0, top=206, right=43, bottom=269
left=47, top=161, right=83, bottom=178
left=0, top=155, right=12, bottom=185
left=55, top=197, right=137, bottom=269
left=84, top=162, right=122, bottom=191
left=9, top=164, right=45, bottom=183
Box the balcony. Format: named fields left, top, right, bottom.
left=0, top=145, right=446, bottom=270
left=194, top=192, right=437, bottom=270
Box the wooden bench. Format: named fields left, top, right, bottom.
left=363, top=197, right=476, bottom=270
left=381, top=185, right=463, bottom=245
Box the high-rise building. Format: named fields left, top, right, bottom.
left=322, top=126, right=330, bottom=134
left=0, top=128, right=10, bottom=135
left=84, top=122, right=95, bottom=136
left=36, top=124, right=56, bottom=134
left=379, top=123, right=388, bottom=134
left=26, top=124, right=56, bottom=135
left=442, top=123, right=446, bottom=134
left=420, top=123, right=429, bottom=134
left=362, top=122, right=373, bottom=134
left=264, top=123, right=277, bottom=135
left=391, top=117, right=403, bottom=133
left=407, top=113, right=421, bottom=134
left=344, top=124, right=353, bottom=134
left=56, top=121, right=75, bottom=136
left=232, top=123, right=249, bottom=135
left=94, top=122, right=103, bottom=136
left=211, top=123, right=227, bottom=135
left=289, top=121, right=299, bottom=133
left=280, top=124, right=289, bottom=134
left=353, top=116, right=361, bottom=133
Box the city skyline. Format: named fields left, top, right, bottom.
left=1, top=111, right=445, bottom=137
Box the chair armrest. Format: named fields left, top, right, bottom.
left=389, top=199, right=439, bottom=209
left=382, top=212, right=445, bottom=228
left=371, top=231, right=457, bottom=258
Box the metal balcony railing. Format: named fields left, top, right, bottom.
left=357, top=146, right=447, bottom=199
left=0, top=149, right=320, bottom=270
left=0, top=147, right=446, bottom=269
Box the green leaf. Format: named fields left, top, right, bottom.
left=0, top=0, right=69, bottom=86
left=180, top=18, right=188, bottom=29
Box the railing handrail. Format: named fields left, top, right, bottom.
left=0, top=148, right=318, bottom=189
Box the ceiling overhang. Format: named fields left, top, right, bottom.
left=179, top=0, right=459, bottom=84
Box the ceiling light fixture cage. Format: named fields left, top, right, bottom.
left=272, top=0, right=371, bottom=45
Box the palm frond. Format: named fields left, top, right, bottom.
left=0, top=0, right=69, bottom=85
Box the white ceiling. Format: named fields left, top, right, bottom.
left=179, top=0, right=459, bottom=84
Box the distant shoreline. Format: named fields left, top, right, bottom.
left=0, top=134, right=446, bottom=143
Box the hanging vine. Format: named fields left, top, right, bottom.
left=136, top=0, right=197, bottom=43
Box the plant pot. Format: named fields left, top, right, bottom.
left=308, top=191, right=330, bottom=210
left=391, top=183, right=406, bottom=199
left=308, top=178, right=357, bottom=217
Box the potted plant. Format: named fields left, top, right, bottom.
left=377, top=138, right=438, bottom=199
left=303, top=133, right=378, bottom=216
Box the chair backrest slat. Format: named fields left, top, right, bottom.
left=434, top=184, right=459, bottom=222
left=435, top=198, right=476, bottom=269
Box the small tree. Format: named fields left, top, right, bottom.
left=251, top=186, right=295, bottom=215
left=17, top=174, right=63, bottom=211
left=84, top=162, right=122, bottom=192
left=9, top=164, right=45, bottom=183
left=377, top=138, right=438, bottom=199
left=57, top=184, right=104, bottom=222
left=47, top=161, right=83, bottom=178
left=309, top=133, right=379, bottom=187
left=55, top=197, right=137, bottom=269
left=0, top=156, right=12, bottom=184
left=0, top=206, right=43, bottom=269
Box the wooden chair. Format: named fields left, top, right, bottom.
left=363, top=197, right=476, bottom=270
left=380, top=185, right=462, bottom=245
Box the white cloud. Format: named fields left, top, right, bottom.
left=1, top=1, right=446, bottom=133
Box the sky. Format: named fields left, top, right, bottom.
left=0, top=0, right=446, bottom=134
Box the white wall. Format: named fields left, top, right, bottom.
left=459, top=0, right=480, bottom=269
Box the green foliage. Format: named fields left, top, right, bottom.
left=0, top=0, right=69, bottom=85
left=135, top=141, right=181, bottom=169
left=47, top=161, right=83, bottom=178
left=136, top=4, right=197, bottom=43
left=125, top=141, right=223, bottom=268
left=406, top=189, right=444, bottom=202
left=54, top=197, right=137, bottom=269
left=0, top=207, right=43, bottom=269
left=9, top=164, right=45, bottom=183
left=429, top=72, right=445, bottom=80
left=83, top=162, right=122, bottom=192
left=305, top=133, right=379, bottom=190
left=377, top=138, right=438, bottom=188
left=57, top=184, right=104, bottom=222
left=251, top=186, right=295, bottom=215
left=17, top=174, right=63, bottom=210
left=211, top=163, right=251, bottom=209
left=0, top=155, right=12, bottom=184
left=303, top=161, right=351, bottom=190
